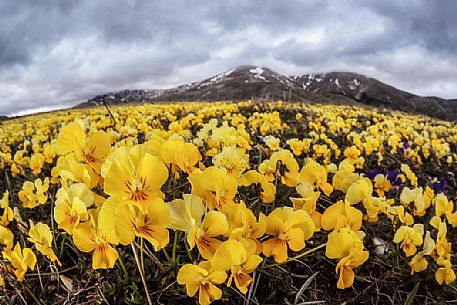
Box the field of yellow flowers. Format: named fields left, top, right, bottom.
left=0, top=100, right=457, bottom=304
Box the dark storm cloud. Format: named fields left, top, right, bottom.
left=0, top=0, right=456, bottom=116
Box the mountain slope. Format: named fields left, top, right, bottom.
left=78, top=66, right=457, bottom=121
left=292, top=72, right=455, bottom=120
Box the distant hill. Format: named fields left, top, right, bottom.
left=78, top=65, right=457, bottom=120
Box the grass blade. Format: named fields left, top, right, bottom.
left=294, top=271, right=319, bottom=305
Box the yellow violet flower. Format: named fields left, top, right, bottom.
left=100, top=197, right=170, bottom=251
left=326, top=228, right=369, bottom=289
left=434, top=193, right=457, bottom=225
left=408, top=231, right=435, bottom=274
left=58, top=157, right=99, bottom=189
left=286, top=138, right=304, bottom=156
left=177, top=262, right=227, bottom=305
left=400, top=164, right=418, bottom=187
left=345, top=177, right=373, bottom=205
left=168, top=194, right=228, bottom=258
left=2, top=243, right=37, bottom=281
left=343, top=146, right=361, bottom=164
left=393, top=224, right=424, bottom=257
left=289, top=182, right=322, bottom=231
left=56, top=121, right=111, bottom=173
left=54, top=183, right=93, bottom=234
left=373, top=174, right=392, bottom=196
left=268, top=150, right=300, bottom=187
left=27, top=221, right=60, bottom=265
left=190, top=211, right=229, bottom=259
left=18, top=178, right=49, bottom=209
left=0, top=191, right=14, bottom=227
left=212, top=146, right=247, bottom=178
left=298, top=159, right=333, bottom=196
left=29, top=152, right=45, bottom=175
left=262, top=207, right=315, bottom=263
left=103, top=144, right=169, bottom=213
left=225, top=202, right=266, bottom=255
left=239, top=170, right=276, bottom=204
left=189, top=167, right=237, bottom=211
left=0, top=225, right=14, bottom=250
left=161, top=139, right=202, bottom=177
left=72, top=213, right=119, bottom=269
left=436, top=260, right=456, bottom=285
left=321, top=200, right=362, bottom=231
left=362, top=196, right=395, bottom=222
left=211, top=239, right=262, bottom=294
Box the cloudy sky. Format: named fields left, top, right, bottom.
left=1, top=0, right=456, bottom=116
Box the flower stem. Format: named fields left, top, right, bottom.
left=171, top=230, right=180, bottom=264
left=131, top=243, right=153, bottom=305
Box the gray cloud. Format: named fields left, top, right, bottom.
left=0, top=0, right=456, bottom=115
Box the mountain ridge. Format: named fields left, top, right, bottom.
left=76, top=65, right=457, bottom=121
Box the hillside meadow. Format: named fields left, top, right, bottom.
left=0, top=100, right=457, bottom=304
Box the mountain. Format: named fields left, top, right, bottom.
left=292, top=72, right=456, bottom=120
left=75, top=89, right=164, bottom=109
left=78, top=65, right=457, bottom=121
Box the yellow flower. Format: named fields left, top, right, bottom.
left=325, top=228, right=369, bottom=289
left=289, top=183, right=322, bottom=231
left=345, top=177, right=373, bottom=205
left=18, top=178, right=49, bottom=209
left=190, top=211, right=228, bottom=259
left=27, top=221, right=60, bottom=265
left=286, top=138, right=304, bottom=156
left=239, top=170, right=275, bottom=204
left=343, top=146, right=360, bottom=164
left=436, top=260, right=456, bottom=285
left=100, top=197, right=170, bottom=251
left=0, top=191, right=14, bottom=227
left=269, top=150, right=300, bottom=187
left=103, top=144, right=169, bottom=213
left=263, top=136, right=281, bottom=151
left=299, top=159, right=333, bottom=196
left=393, top=224, right=424, bottom=257
left=57, top=121, right=111, bottom=173
left=391, top=205, right=415, bottom=226
left=2, top=243, right=37, bottom=281
left=177, top=262, right=227, bottom=305
left=211, top=239, right=262, bottom=294
left=72, top=213, right=119, bottom=269
left=168, top=193, right=228, bottom=258
left=362, top=196, right=395, bottom=222
left=225, top=203, right=266, bottom=254
left=434, top=193, right=454, bottom=219
left=0, top=225, right=14, bottom=250
left=212, top=146, right=247, bottom=178
left=29, top=153, right=45, bottom=175
left=54, top=183, right=93, bottom=234
left=321, top=200, right=362, bottom=231
left=408, top=231, right=435, bottom=274
left=400, top=164, right=418, bottom=187
left=58, top=157, right=99, bottom=189
left=373, top=174, right=392, bottom=196
left=43, top=143, right=56, bottom=163
left=189, top=167, right=237, bottom=211
left=332, top=169, right=359, bottom=193
left=161, top=139, right=202, bottom=177
left=262, top=207, right=315, bottom=262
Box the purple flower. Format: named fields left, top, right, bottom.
left=432, top=177, right=447, bottom=194
left=387, top=170, right=402, bottom=186
left=366, top=167, right=387, bottom=179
